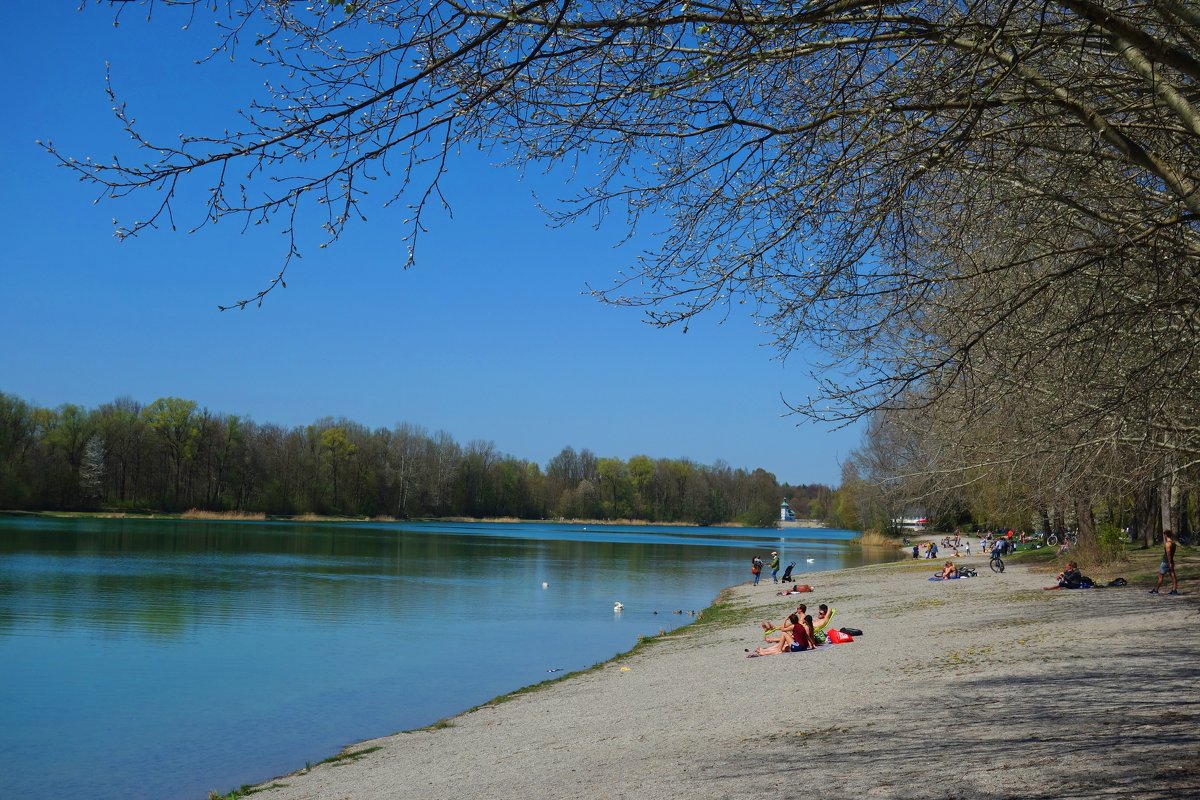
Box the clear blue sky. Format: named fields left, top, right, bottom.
left=0, top=4, right=861, bottom=486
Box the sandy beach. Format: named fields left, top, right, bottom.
left=236, top=550, right=1197, bottom=800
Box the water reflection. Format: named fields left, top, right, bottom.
left=0, top=516, right=895, bottom=800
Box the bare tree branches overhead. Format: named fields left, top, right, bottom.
left=54, top=1, right=1200, bottom=493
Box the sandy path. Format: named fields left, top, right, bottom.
left=237, top=553, right=1199, bottom=800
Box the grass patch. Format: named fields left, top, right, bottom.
left=211, top=745, right=383, bottom=796
left=852, top=529, right=905, bottom=548
left=207, top=782, right=288, bottom=799
left=865, top=596, right=949, bottom=617
left=760, top=724, right=851, bottom=743
left=934, top=643, right=995, bottom=668
left=290, top=512, right=370, bottom=522
left=417, top=719, right=456, bottom=731
left=316, top=746, right=382, bottom=766
left=182, top=509, right=268, bottom=521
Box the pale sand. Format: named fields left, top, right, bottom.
left=240, top=553, right=1198, bottom=799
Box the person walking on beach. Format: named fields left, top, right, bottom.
left=769, top=551, right=780, bottom=584
left=751, top=556, right=764, bottom=586
left=1150, top=530, right=1179, bottom=595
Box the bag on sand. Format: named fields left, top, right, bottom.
left=839, top=626, right=864, bottom=637
left=827, top=629, right=854, bottom=644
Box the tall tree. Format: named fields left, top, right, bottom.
left=142, top=397, right=199, bottom=508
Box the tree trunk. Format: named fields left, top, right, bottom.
left=1178, top=488, right=1192, bottom=542
left=1134, top=484, right=1158, bottom=549
left=1160, top=471, right=1176, bottom=536
left=1074, top=497, right=1097, bottom=549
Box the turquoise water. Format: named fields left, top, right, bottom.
left=0, top=516, right=892, bottom=799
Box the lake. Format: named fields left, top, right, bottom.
left=0, top=516, right=895, bottom=799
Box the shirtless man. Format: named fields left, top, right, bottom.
left=1150, top=530, right=1179, bottom=595
left=814, top=603, right=836, bottom=632
left=760, top=604, right=807, bottom=640
left=750, top=613, right=800, bottom=656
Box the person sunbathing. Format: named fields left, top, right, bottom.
left=814, top=604, right=836, bottom=633
left=750, top=614, right=800, bottom=656
left=760, top=604, right=807, bottom=641
left=793, top=615, right=816, bottom=651
left=938, top=561, right=958, bottom=580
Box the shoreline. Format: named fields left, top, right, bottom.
left=4, top=509, right=832, bottom=530
left=220, top=548, right=1197, bottom=800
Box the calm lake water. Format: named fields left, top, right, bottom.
left=0, top=516, right=895, bottom=799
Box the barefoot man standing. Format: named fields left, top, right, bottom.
left=1150, top=530, right=1179, bottom=595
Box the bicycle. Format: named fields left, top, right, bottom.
left=1045, top=531, right=1078, bottom=548
left=989, top=549, right=1005, bottom=573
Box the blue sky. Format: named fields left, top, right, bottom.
left=0, top=4, right=860, bottom=486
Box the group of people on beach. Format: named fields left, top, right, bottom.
left=747, top=602, right=837, bottom=657
left=750, top=551, right=782, bottom=586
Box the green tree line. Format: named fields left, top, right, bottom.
left=0, top=392, right=831, bottom=526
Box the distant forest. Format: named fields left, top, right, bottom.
left=0, top=393, right=833, bottom=526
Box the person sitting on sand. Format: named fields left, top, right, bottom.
left=760, top=604, right=807, bottom=640
left=810, top=605, right=836, bottom=645
left=939, top=561, right=958, bottom=580
left=794, top=615, right=816, bottom=651
left=1043, top=561, right=1085, bottom=590
left=1057, top=561, right=1083, bottom=588
left=814, top=604, right=836, bottom=633
left=750, top=614, right=800, bottom=656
